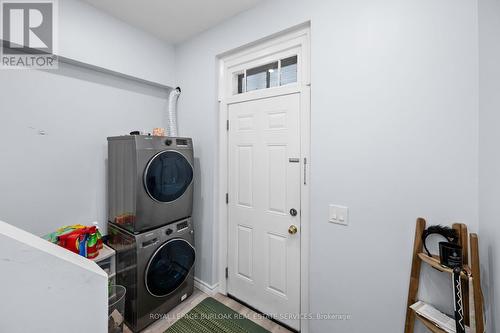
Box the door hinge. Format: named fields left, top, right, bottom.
left=225, top=267, right=229, bottom=279
left=226, top=193, right=229, bottom=204
left=226, top=120, right=229, bottom=131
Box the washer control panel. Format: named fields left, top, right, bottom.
left=176, top=221, right=189, bottom=232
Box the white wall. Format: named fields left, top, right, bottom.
left=478, top=0, right=500, bottom=331
left=0, top=221, right=108, bottom=333
left=59, top=0, right=176, bottom=87
left=0, top=62, right=169, bottom=236
left=0, top=0, right=176, bottom=237
left=174, top=0, right=479, bottom=331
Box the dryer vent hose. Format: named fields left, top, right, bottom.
left=167, top=87, right=181, bottom=137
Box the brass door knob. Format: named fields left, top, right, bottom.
left=288, top=225, right=298, bottom=235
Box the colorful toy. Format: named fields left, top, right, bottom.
left=44, top=224, right=103, bottom=258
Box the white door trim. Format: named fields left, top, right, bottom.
left=216, top=23, right=311, bottom=333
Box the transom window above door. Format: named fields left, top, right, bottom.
left=234, top=55, right=298, bottom=95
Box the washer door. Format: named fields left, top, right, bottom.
left=144, top=151, right=193, bottom=203
left=145, top=239, right=195, bottom=297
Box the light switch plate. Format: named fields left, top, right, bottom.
left=329, top=204, right=349, bottom=226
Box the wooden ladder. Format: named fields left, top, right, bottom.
left=404, top=218, right=485, bottom=333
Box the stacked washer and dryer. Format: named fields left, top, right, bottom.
left=107, top=135, right=195, bottom=332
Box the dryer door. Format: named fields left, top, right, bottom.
left=144, top=151, right=194, bottom=203
left=145, top=239, right=195, bottom=297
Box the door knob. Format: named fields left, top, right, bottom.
left=288, top=225, right=298, bottom=235
left=290, top=208, right=297, bottom=216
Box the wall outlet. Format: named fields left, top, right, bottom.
left=329, top=205, right=349, bottom=226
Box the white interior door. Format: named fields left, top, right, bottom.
left=227, top=92, right=301, bottom=330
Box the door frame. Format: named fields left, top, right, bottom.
left=216, top=23, right=311, bottom=333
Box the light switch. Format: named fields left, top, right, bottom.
left=329, top=204, right=349, bottom=226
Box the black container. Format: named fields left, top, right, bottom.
left=439, top=242, right=462, bottom=268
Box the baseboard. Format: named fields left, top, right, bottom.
left=194, top=277, right=219, bottom=296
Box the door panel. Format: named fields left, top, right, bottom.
left=267, top=145, right=287, bottom=214
left=267, top=232, right=287, bottom=296
left=237, top=225, right=254, bottom=280
left=228, top=93, right=301, bottom=330
left=237, top=146, right=254, bottom=207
